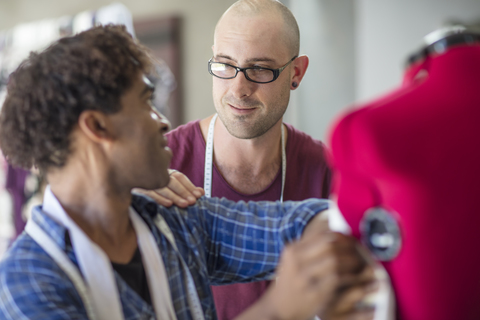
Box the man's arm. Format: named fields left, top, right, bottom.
left=187, top=197, right=329, bottom=284
left=0, top=250, right=89, bottom=320
left=192, top=200, right=376, bottom=320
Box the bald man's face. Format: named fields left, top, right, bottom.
left=212, top=13, right=294, bottom=139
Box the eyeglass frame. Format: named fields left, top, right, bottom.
left=208, top=56, right=298, bottom=84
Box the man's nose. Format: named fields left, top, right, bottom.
left=230, top=70, right=254, bottom=98
left=152, top=109, right=171, bottom=133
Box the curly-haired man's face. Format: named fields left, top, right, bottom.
left=106, top=72, right=172, bottom=191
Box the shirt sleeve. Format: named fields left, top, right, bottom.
left=187, top=197, right=329, bottom=285
left=0, top=242, right=88, bottom=320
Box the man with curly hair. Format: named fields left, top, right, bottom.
left=0, top=25, right=375, bottom=320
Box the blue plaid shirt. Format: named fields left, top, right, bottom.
left=0, top=195, right=328, bottom=320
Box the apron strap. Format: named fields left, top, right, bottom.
left=25, top=219, right=97, bottom=320
left=26, top=212, right=205, bottom=320
left=153, top=214, right=205, bottom=320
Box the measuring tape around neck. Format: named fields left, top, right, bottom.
left=203, top=113, right=286, bottom=202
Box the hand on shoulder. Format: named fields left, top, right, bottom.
left=134, top=170, right=204, bottom=208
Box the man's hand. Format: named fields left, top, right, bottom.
left=299, top=211, right=377, bottom=320
left=321, top=265, right=377, bottom=320
left=134, top=170, right=204, bottom=207
left=237, top=209, right=377, bottom=320
left=264, top=230, right=375, bottom=320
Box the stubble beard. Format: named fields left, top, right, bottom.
left=216, top=94, right=289, bottom=140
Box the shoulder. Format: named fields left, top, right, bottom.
left=131, top=194, right=209, bottom=254
left=329, top=107, right=374, bottom=170
left=1, top=233, right=59, bottom=275
left=286, top=123, right=328, bottom=156
left=283, top=124, right=332, bottom=198
left=328, top=88, right=410, bottom=161
left=131, top=193, right=197, bottom=234
left=166, top=120, right=206, bottom=174
left=132, top=194, right=238, bottom=232
left=285, top=123, right=329, bottom=169
left=0, top=235, right=83, bottom=319
left=166, top=120, right=203, bottom=147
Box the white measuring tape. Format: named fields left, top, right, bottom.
left=203, top=114, right=286, bottom=202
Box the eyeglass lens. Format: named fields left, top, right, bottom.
left=210, top=62, right=275, bottom=83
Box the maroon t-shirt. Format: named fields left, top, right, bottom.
left=167, top=120, right=331, bottom=320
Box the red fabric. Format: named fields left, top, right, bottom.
left=328, top=45, right=480, bottom=320
left=167, top=121, right=331, bottom=319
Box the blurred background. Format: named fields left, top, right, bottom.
left=0, top=0, right=479, bottom=256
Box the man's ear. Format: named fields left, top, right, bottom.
left=78, top=110, right=114, bottom=144
left=290, top=55, right=309, bottom=90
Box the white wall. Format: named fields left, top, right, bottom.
left=1, top=0, right=479, bottom=137
left=356, top=0, right=480, bottom=102
left=289, top=0, right=355, bottom=141
left=287, top=0, right=480, bottom=141
left=0, top=0, right=237, bottom=123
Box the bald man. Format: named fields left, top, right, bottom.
left=144, top=1, right=332, bottom=319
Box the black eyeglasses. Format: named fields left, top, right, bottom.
left=208, top=56, right=298, bottom=84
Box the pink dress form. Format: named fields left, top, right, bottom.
left=329, top=34, right=480, bottom=319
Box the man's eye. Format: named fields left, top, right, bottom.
left=249, top=68, right=269, bottom=74
left=211, top=63, right=230, bottom=71
left=146, top=96, right=155, bottom=108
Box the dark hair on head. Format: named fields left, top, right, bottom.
left=0, top=24, right=153, bottom=172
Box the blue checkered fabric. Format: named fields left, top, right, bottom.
left=0, top=195, right=328, bottom=320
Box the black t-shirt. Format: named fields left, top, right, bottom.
left=66, top=232, right=151, bottom=305
left=112, top=248, right=152, bottom=305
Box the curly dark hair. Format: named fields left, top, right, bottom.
left=0, top=24, right=153, bottom=172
